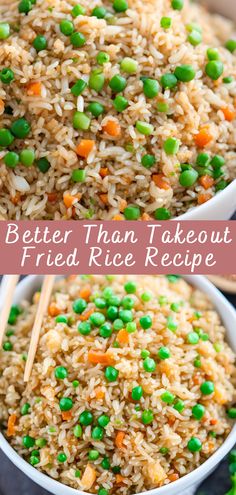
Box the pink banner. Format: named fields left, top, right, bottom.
left=0, top=221, right=235, bottom=274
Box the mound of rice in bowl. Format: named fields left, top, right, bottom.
left=0, top=275, right=236, bottom=494
left=0, top=0, right=236, bottom=220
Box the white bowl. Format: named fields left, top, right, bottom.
left=179, top=0, right=236, bottom=221
left=0, top=275, right=236, bottom=495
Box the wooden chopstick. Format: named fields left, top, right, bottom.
left=24, top=275, right=55, bottom=382
left=0, top=275, right=20, bottom=347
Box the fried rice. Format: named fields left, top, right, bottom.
left=0, top=275, right=235, bottom=494
left=0, top=0, right=236, bottom=220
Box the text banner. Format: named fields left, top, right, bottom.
left=0, top=221, right=235, bottom=274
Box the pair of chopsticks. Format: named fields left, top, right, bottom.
left=0, top=275, right=55, bottom=382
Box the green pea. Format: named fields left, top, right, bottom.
left=192, top=404, right=205, bottom=420
left=141, top=154, right=156, bottom=168
left=225, top=39, right=236, bottom=53
left=136, top=121, right=154, bottom=135
left=73, top=298, right=87, bottom=314
left=188, top=30, right=202, bottom=46
left=79, top=410, right=93, bottom=425
left=55, top=366, right=68, bottom=379
left=70, top=32, right=86, bottom=47
left=87, top=102, right=105, bottom=117
left=21, top=403, right=31, bottom=415
left=141, top=409, right=154, bottom=424
left=174, top=64, right=196, bottom=82
left=57, top=452, right=67, bottom=463
left=205, top=60, right=224, bottom=80
left=200, top=381, right=214, bottom=395
left=120, top=57, right=138, bottom=74
left=171, top=0, right=184, bottom=10
left=33, top=35, right=47, bottom=52
left=139, top=315, right=152, bottom=330
left=89, top=70, right=105, bottom=92
left=23, top=435, right=35, bottom=448
left=187, top=437, right=202, bottom=452
left=123, top=205, right=141, bottom=220
left=154, top=208, right=171, bottom=220
left=78, top=321, right=91, bottom=335
left=207, top=48, right=220, bottom=61
left=179, top=168, right=198, bottom=187
left=0, top=129, right=14, bottom=147
left=92, top=426, right=104, bottom=440
left=72, top=4, right=86, bottom=17
left=174, top=399, right=185, bottom=412
left=97, top=51, right=110, bottom=65
left=0, top=22, right=10, bottom=39
left=104, top=366, right=119, bottom=382
left=158, top=347, right=171, bottom=360
left=4, top=152, right=19, bottom=169
left=20, top=149, right=35, bottom=167
left=0, top=68, right=14, bottom=84
left=3, top=341, right=13, bottom=351
left=60, top=19, right=74, bottom=36
left=18, top=0, right=32, bottom=14
left=142, top=78, right=159, bottom=98
left=92, top=6, right=107, bottom=18
left=101, top=457, right=110, bottom=470
left=98, top=415, right=110, bottom=427
left=161, top=73, right=178, bottom=89
left=143, top=357, right=156, bottom=373
left=89, top=449, right=99, bottom=460
left=11, top=118, right=31, bottom=138
left=73, top=111, right=91, bottom=130
left=72, top=169, right=86, bottom=182
left=59, top=397, right=73, bottom=411
left=131, top=386, right=143, bottom=401
left=113, top=0, right=128, bottom=12
left=113, top=95, right=128, bottom=112
left=71, top=79, right=87, bottom=96
left=163, top=137, right=179, bottom=155
left=109, top=74, right=127, bottom=93
left=161, top=391, right=175, bottom=404
left=160, top=17, right=172, bottom=29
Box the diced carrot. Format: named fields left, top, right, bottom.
left=116, top=475, right=125, bottom=484
left=79, top=285, right=91, bottom=301
left=117, top=329, right=129, bottom=345
left=199, top=175, right=214, bottom=190
left=81, top=464, right=97, bottom=490
left=169, top=473, right=179, bottom=482
left=210, top=418, right=218, bottom=426
left=7, top=414, right=17, bottom=437
left=102, top=120, right=121, bottom=138
left=119, top=199, right=127, bottom=212
left=88, top=350, right=114, bottom=366
left=79, top=308, right=95, bottom=321
left=198, top=193, right=212, bottom=205
left=100, top=167, right=109, bottom=178
left=47, top=192, right=58, bottom=203
left=100, top=193, right=108, bottom=205
left=76, top=140, right=95, bottom=158
left=11, top=193, right=21, bottom=205
left=194, top=129, right=213, bottom=148
left=221, top=107, right=236, bottom=122
left=193, top=375, right=200, bottom=385
left=48, top=302, right=61, bottom=317
left=27, top=81, right=42, bottom=96
left=115, top=431, right=125, bottom=449
left=113, top=214, right=124, bottom=220
left=142, top=213, right=151, bottom=221
left=94, top=387, right=105, bottom=400
left=63, top=194, right=77, bottom=209
left=152, top=174, right=170, bottom=190
left=0, top=98, right=5, bottom=115
left=62, top=410, right=73, bottom=421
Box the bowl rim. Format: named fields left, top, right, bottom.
left=177, top=179, right=236, bottom=220
left=0, top=274, right=236, bottom=495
